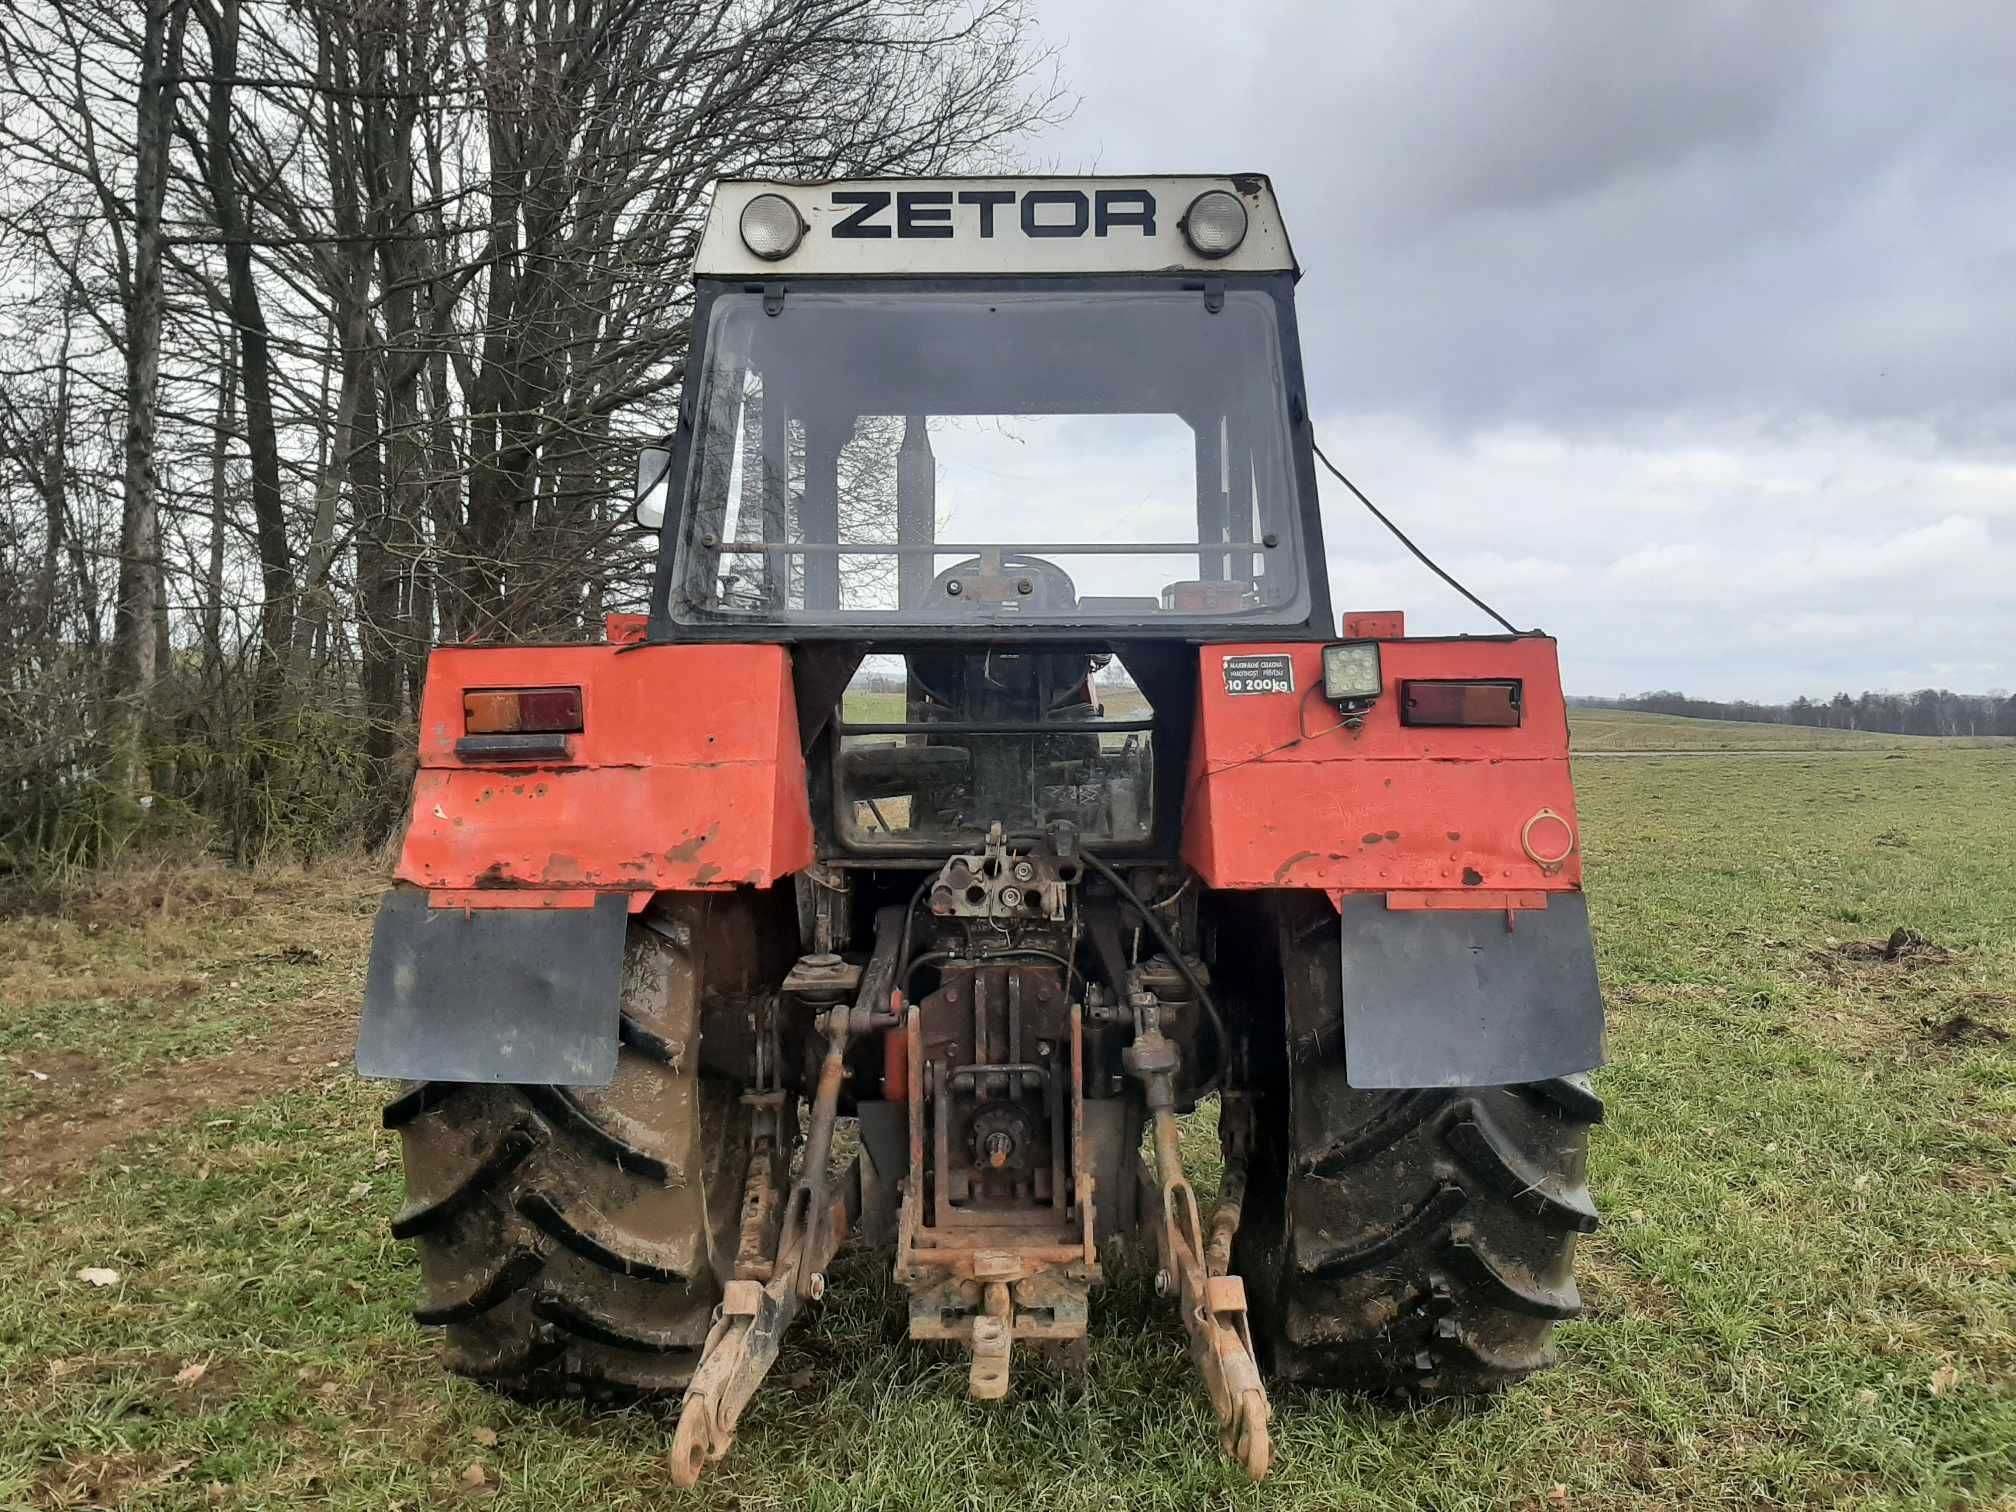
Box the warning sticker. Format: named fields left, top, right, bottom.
left=1221, top=654, right=1295, bottom=696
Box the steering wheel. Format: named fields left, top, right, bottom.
left=929, top=552, right=1078, bottom=613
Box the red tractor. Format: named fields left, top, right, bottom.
left=357, top=175, right=1604, bottom=1484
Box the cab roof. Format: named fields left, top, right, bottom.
left=694, top=174, right=1297, bottom=279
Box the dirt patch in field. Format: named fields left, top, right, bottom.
left=31, top=1449, right=204, bottom=1509
left=1808, top=928, right=1960, bottom=996
left=1922, top=1010, right=2011, bottom=1048
left=0, top=993, right=354, bottom=1200
left=1829, top=926, right=1953, bottom=965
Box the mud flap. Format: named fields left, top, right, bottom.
left=355, top=889, right=626, bottom=1086
left=1338, top=892, right=1604, bottom=1089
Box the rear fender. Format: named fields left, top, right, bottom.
left=397, top=641, right=813, bottom=896
left=1184, top=634, right=1603, bottom=1087
left=355, top=638, right=815, bottom=1085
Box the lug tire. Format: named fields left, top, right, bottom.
left=1232, top=894, right=1602, bottom=1394
left=382, top=907, right=769, bottom=1395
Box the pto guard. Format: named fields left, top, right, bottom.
left=1336, top=892, right=1604, bottom=1088
left=356, top=888, right=628, bottom=1086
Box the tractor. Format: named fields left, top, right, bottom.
left=355, top=175, right=1605, bottom=1484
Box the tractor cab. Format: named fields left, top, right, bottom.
left=638, top=177, right=1328, bottom=857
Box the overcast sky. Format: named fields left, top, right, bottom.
left=1030, top=0, right=2016, bottom=697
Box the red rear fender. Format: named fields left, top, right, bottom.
left=397, top=642, right=814, bottom=902
left=1181, top=635, right=1583, bottom=898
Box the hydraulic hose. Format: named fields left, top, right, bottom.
left=1077, top=849, right=1229, bottom=1097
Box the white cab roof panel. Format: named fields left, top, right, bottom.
left=695, top=175, right=1296, bottom=279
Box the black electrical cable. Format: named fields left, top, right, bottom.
left=894, top=871, right=937, bottom=1001
left=1310, top=438, right=1526, bottom=637
left=1077, top=849, right=1228, bottom=1097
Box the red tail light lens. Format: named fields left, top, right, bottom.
left=1400, top=679, right=1521, bottom=728
left=464, top=687, right=584, bottom=735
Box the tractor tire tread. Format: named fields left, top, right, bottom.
left=386, top=915, right=751, bottom=1396
left=531, top=1290, right=702, bottom=1354
left=390, top=1124, right=540, bottom=1239
left=1527, top=1073, right=1604, bottom=1125
left=382, top=1080, right=462, bottom=1130
left=515, top=1189, right=693, bottom=1284
left=1443, top=1099, right=1601, bottom=1233
left=413, top=1249, right=546, bottom=1326
left=1302, top=1183, right=1467, bottom=1278
left=1445, top=1231, right=1584, bottom=1319
left=1301, top=1089, right=1453, bottom=1175
left=518, top=1086, right=672, bottom=1183
left=618, top=1012, right=683, bottom=1067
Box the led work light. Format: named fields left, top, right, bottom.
left=1321, top=641, right=1383, bottom=705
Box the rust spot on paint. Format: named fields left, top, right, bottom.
left=1462, top=867, right=1485, bottom=886
left=1384, top=830, right=1400, bottom=841
left=1361, top=832, right=1384, bottom=846
left=693, top=862, right=722, bottom=886
left=1446, top=831, right=1462, bottom=842
left=664, top=824, right=720, bottom=864
left=1273, top=849, right=1318, bottom=883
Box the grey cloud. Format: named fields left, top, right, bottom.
left=1051, top=0, right=2016, bottom=438
left=1034, top=0, right=2015, bottom=694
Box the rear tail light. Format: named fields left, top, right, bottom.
left=463, top=687, right=584, bottom=735
left=1400, top=679, right=1521, bottom=728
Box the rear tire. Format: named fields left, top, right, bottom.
left=383, top=904, right=769, bottom=1395
left=1233, top=894, right=1602, bottom=1394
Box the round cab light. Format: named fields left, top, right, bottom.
left=739, top=193, right=804, bottom=260
left=1181, top=190, right=1249, bottom=259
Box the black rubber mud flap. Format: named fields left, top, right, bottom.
left=355, top=889, right=627, bottom=1086
left=1338, top=892, right=1604, bottom=1089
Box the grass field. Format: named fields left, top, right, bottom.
left=1568, top=708, right=2014, bottom=752
left=2, top=750, right=2011, bottom=1509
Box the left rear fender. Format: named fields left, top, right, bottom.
left=398, top=641, right=814, bottom=896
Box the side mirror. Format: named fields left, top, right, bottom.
left=634, top=446, right=671, bottom=529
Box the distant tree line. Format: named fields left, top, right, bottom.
left=1573, top=689, right=2016, bottom=738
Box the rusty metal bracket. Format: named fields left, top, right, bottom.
left=670, top=1007, right=854, bottom=1488
left=1125, top=1012, right=1272, bottom=1480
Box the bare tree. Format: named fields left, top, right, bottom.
left=0, top=0, right=1065, bottom=868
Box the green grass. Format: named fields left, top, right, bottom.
left=1, top=756, right=2011, bottom=1509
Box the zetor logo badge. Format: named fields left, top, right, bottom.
left=830, top=187, right=1156, bottom=240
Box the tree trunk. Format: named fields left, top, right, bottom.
left=203, top=336, right=237, bottom=681
left=199, top=0, right=294, bottom=677
left=107, top=0, right=191, bottom=792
